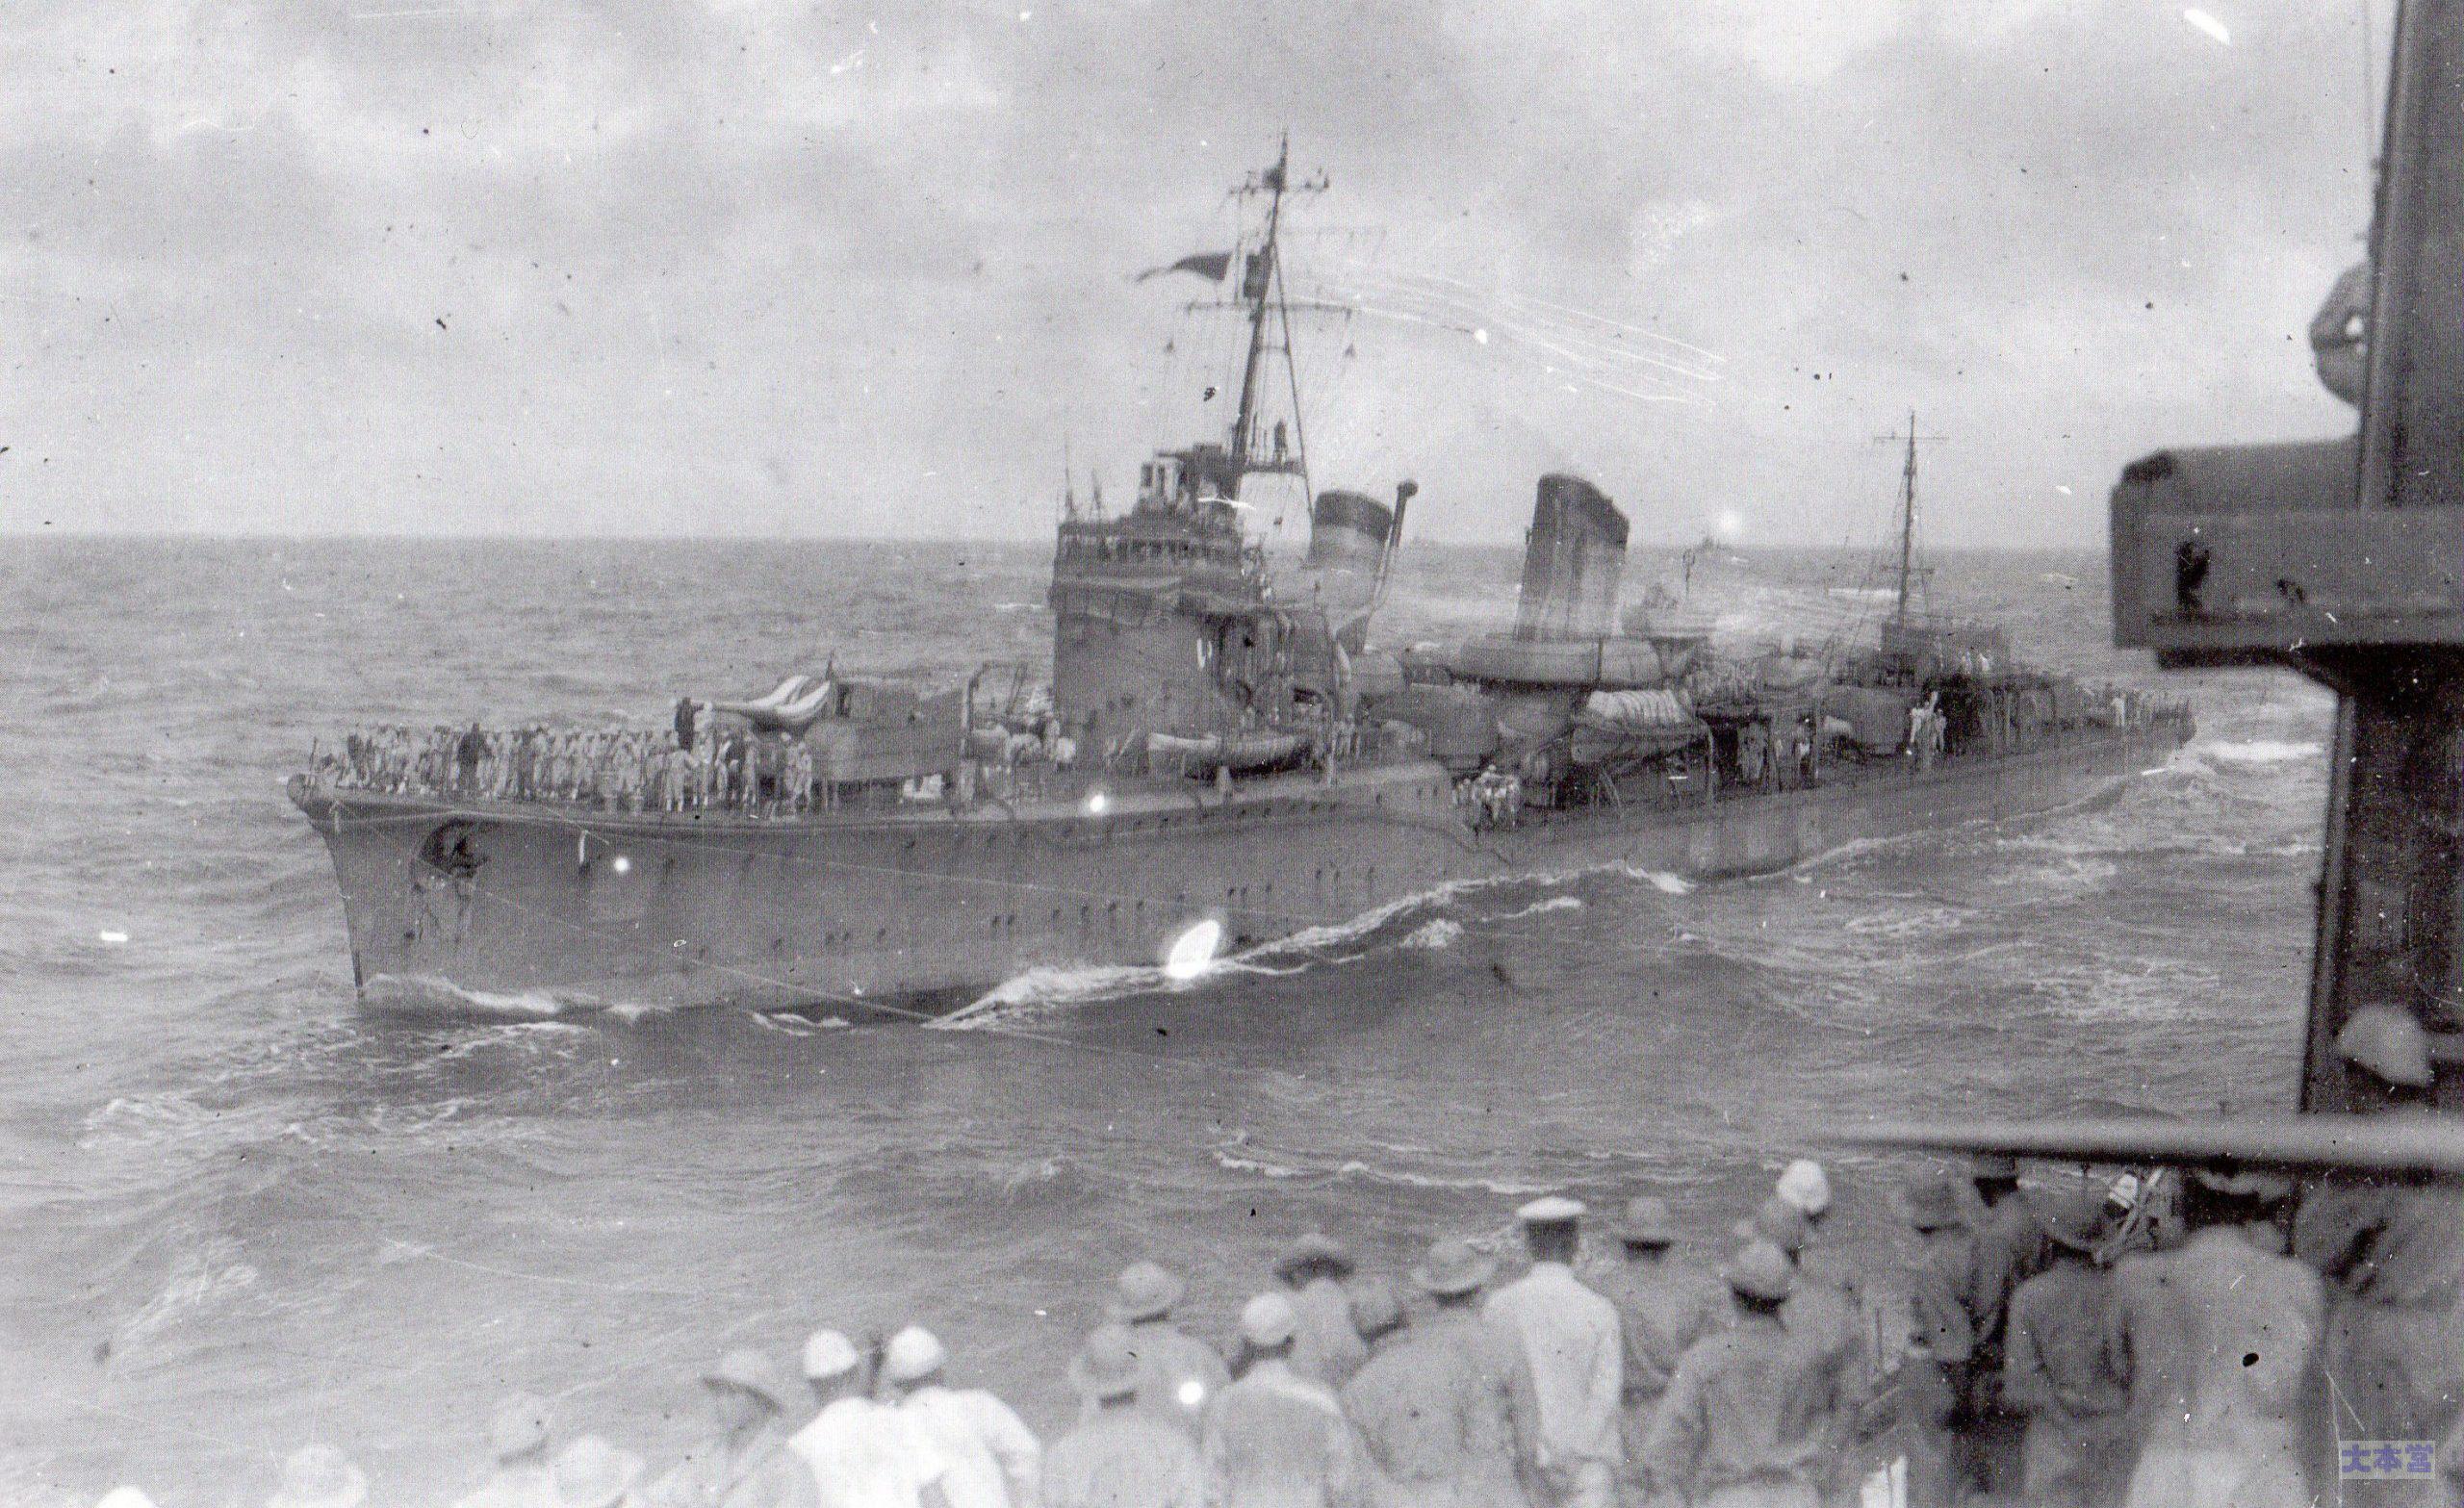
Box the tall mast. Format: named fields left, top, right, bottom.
left=1229, top=137, right=1290, bottom=470
left=1893, top=408, right=1919, bottom=625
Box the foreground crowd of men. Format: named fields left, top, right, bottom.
left=90, top=1009, right=2462, bottom=1508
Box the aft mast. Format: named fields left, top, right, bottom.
left=1893, top=409, right=1919, bottom=626
left=1229, top=139, right=1288, bottom=473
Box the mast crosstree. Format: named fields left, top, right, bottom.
left=1874, top=411, right=1946, bottom=625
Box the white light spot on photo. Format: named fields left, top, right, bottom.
left=1084, top=789, right=1109, bottom=816
left=2183, top=9, right=2231, bottom=45
left=1163, top=918, right=1223, bottom=983
left=610, top=855, right=631, bottom=875
left=97, top=929, right=129, bottom=944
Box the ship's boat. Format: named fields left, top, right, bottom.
left=1568, top=689, right=1707, bottom=767
left=1437, top=634, right=1670, bottom=688
left=1146, top=729, right=1308, bottom=773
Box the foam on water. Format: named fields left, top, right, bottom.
left=937, top=963, right=1174, bottom=1027
left=2202, top=738, right=2324, bottom=766
left=1494, top=895, right=1584, bottom=920
left=1330, top=1159, right=1553, bottom=1196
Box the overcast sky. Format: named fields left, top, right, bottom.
left=0, top=1, right=2386, bottom=545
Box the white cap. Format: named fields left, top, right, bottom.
left=1515, top=1194, right=1586, bottom=1225
left=1239, top=1291, right=1297, bottom=1348
left=801, top=1329, right=860, bottom=1380
left=93, top=1491, right=159, bottom=1508
left=1777, top=1159, right=1832, bottom=1217
left=881, top=1326, right=947, bottom=1385
left=2106, top=1173, right=2141, bottom=1211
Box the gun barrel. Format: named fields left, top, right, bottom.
left=1834, top=1113, right=2464, bottom=1181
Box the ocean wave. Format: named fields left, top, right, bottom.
left=1839, top=905, right=1968, bottom=940
left=948, top=870, right=1560, bottom=1027
left=358, top=973, right=680, bottom=1021
left=1239, top=878, right=1486, bottom=961
left=937, top=963, right=1175, bottom=1028
left=1492, top=896, right=1584, bottom=921
left=2200, top=739, right=2323, bottom=766
left=1211, top=1149, right=1309, bottom=1179
left=1330, top=1159, right=1553, bottom=1196
left=1610, top=865, right=1695, bottom=895
left=114, top=1236, right=262, bottom=1352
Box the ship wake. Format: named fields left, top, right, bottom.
left=936, top=873, right=1589, bottom=1029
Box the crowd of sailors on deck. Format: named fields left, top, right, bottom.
left=85, top=1009, right=2463, bottom=1508
left=313, top=722, right=823, bottom=817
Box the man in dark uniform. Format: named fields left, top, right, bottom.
left=2003, top=1188, right=2132, bottom=1507
left=1638, top=1240, right=1828, bottom=1507
left=1588, top=1195, right=1725, bottom=1482
left=1961, top=1152, right=2050, bottom=1496
left=1338, top=1237, right=1534, bottom=1508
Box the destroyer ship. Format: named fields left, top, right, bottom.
left=290, top=145, right=2192, bottom=1016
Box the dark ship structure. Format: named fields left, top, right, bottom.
left=290, top=145, right=2191, bottom=1015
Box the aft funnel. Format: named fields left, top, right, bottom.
left=1513, top=474, right=1629, bottom=642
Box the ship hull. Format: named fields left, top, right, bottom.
left=290, top=723, right=2188, bottom=1018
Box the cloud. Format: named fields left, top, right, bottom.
left=0, top=0, right=2391, bottom=545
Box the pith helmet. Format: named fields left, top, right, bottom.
left=1619, top=1196, right=1678, bottom=1246
left=1274, top=1233, right=1355, bottom=1281
left=703, top=1348, right=797, bottom=1413
left=548, top=1437, right=643, bottom=1508
left=1900, top=1171, right=1965, bottom=1233
left=266, top=1446, right=368, bottom=1508
left=1067, top=1325, right=1142, bottom=1401
left=1348, top=1276, right=1406, bottom=1342
left=801, top=1329, right=861, bottom=1381
left=1736, top=1195, right=1810, bottom=1256
left=2335, top=1005, right=2435, bottom=1088
left=2192, top=1165, right=2296, bottom=1201
left=1240, top=1291, right=1298, bottom=1349
left=2042, top=1188, right=2111, bottom=1255
left=1109, top=1260, right=1185, bottom=1322
left=881, top=1326, right=948, bottom=1385
left=1721, top=1240, right=1795, bottom=1302
left=489, top=1393, right=552, bottom=1460
left=1411, top=1237, right=1497, bottom=1296
left=1776, top=1159, right=1833, bottom=1217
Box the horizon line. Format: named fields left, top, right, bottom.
left=0, top=527, right=2111, bottom=553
